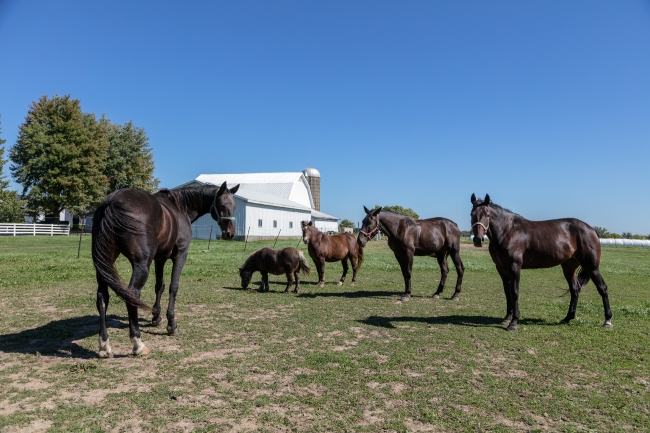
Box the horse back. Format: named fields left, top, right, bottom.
left=504, top=217, right=600, bottom=269
left=412, top=218, right=460, bottom=255
left=310, top=232, right=357, bottom=262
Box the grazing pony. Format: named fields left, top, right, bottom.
left=470, top=193, right=612, bottom=331
left=357, top=206, right=464, bottom=301
left=92, top=182, right=240, bottom=357
left=301, top=221, right=364, bottom=287
left=239, top=247, right=311, bottom=293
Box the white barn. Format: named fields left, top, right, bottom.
left=177, top=169, right=340, bottom=240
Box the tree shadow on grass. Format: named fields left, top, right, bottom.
left=359, top=315, right=549, bottom=329
left=0, top=314, right=135, bottom=359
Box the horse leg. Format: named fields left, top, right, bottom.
left=560, top=261, right=580, bottom=324
left=350, top=252, right=358, bottom=286
left=497, top=267, right=513, bottom=325
left=588, top=268, right=613, bottom=328
left=262, top=272, right=270, bottom=292
left=293, top=269, right=300, bottom=293
left=284, top=270, right=292, bottom=293
left=449, top=249, right=464, bottom=300
left=151, top=258, right=166, bottom=327
left=506, top=261, right=522, bottom=331
left=127, top=260, right=151, bottom=355
left=316, top=258, right=326, bottom=287
left=432, top=253, right=449, bottom=299
left=338, top=258, right=349, bottom=286
left=96, top=281, right=113, bottom=358
left=396, top=251, right=413, bottom=301
left=165, top=252, right=187, bottom=336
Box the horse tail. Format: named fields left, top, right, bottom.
left=92, top=203, right=155, bottom=313
left=298, top=251, right=311, bottom=276
left=576, top=267, right=590, bottom=293
left=356, top=244, right=364, bottom=270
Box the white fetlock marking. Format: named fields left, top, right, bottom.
left=131, top=337, right=148, bottom=355
left=603, top=319, right=613, bottom=328
left=98, top=336, right=113, bottom=358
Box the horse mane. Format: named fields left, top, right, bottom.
left=380, top=210, right=416, bottom=222
left=159, top=186, right=209, bottom=214
left=488, top=202, right=520, bottom=217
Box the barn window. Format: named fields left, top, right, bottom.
left=273, top=220, right=277, bottom=228
left=289, top=222, right=293, bottom=229
left=258, top=219, right=263, bottom=227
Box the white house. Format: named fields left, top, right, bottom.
left=177, top=169, right=340, bottom=240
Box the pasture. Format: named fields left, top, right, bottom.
left=0, top=236, right=648, bottom=432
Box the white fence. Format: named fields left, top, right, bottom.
left=0, top=223, right=70, bottom=236
left=600, top=238, right=650, bottom=248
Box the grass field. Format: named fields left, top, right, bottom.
left=0, top=235, right=648, bottom=432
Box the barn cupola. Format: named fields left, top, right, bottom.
left=302, top=167, right=321, bottom=211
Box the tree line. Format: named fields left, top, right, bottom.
left=0, top=95, right=159, bottom=223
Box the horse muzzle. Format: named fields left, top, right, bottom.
left=221, top=230, right=235, bottom=240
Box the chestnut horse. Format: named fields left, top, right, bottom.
left=301, top=221, right=364, bottom=287
left=239, top=247, right=311, bottom=293
left=357, top=206, right=464, bottom=301
left=92, top=182, right=239, bottom=357
left=470, top=193, right=612, bottom=331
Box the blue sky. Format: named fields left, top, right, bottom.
left=1, top=1, right=649, bottom=233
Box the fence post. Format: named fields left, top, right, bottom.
left=207, top=225, right=213, bottom=251
left=33, top=224, right=36, bottom=236
left=51, top=225, right=54, bottom=236
left=13, top=224, right=16, bottom=236
left=243, top=227, right=251, bottom=252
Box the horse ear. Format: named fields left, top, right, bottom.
left=471, top=193, right=477, bottom=205
left=229, top=184, right=240, bottom=195
left=218, top=181, right=228, bottom=195
left=484, top=194, right=491, bottom=206
left=308, top=221, right=313, bottom=226
left=363, top=205, right=371, bottom=214
left=301, top=220, right=308, bottom=227
left=372, top=207, right=382, bottom=216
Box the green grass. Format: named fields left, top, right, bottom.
left=0, top=235, right=648, bottom=432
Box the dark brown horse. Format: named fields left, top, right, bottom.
left=301, top=221, right=364, bottom=287
left=357, top=206, right=465, bottom=301
left=92, top=182, right=239, bottom=357
left=239, top=247, right=311, bottom=293
left=470, top=193, right=612, bottom=331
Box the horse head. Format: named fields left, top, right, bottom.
left=239, top=267, right=252, bottom=289
left=210, top=181, right=240, bottom=240
left=357, top=205, right=382, bottom=248
left=470, top=193, right=491, bottom=247
left=301, top=220, right=316, bottom=244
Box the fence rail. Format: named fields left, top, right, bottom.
left=0, top=223, right=70, bottom=236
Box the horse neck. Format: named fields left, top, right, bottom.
left=487, top=205, right=516, bottom=245
left=378, top=213, right=404, bottom=238
left=180, top=188, right=212, bottom=222
left=311, top=228, right=327, bottom=246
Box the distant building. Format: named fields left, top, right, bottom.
left=176, top=168, right=339, bottom=240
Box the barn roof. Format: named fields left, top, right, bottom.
left=235, top=190, right=312, bottom=211
left=194, top=172, right=314, bottom=208
left=311, top=209, right=339, bottom=221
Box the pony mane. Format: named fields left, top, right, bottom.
left=241, top=249, right=260, bottom=270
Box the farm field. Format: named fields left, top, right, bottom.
left=0, top=235, right=648, bottom=432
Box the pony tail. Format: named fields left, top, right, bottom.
left=576, top=267, right=590, bottom=293
left=298, top=251, right=311, bottom=276
left=356, top=245, right=364, bottom=270
left=92, top=205, right=156, bottom=313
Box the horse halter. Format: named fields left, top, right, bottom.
left=360, top=218, right=380, bottom=239
left=211, top=193, right=236, bottom=224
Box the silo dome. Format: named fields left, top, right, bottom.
left=302, top=167, right=321, bottom=178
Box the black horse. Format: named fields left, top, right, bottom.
left=470, top=193, right=612, bottom=331
left=357, top=206, right=464, bottom=301
left=92, top=182, right=239, bottom=357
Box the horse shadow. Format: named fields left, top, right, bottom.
left=359, top=315, right=548, bottom=329
left=0, top=314, right=134, bottom=359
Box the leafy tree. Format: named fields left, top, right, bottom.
left=0, top=119, right=26, bottom=222
left=103, top=118, right=159, bottom=193
left=374, top=204, right=419, bottom=220
left=593, top=226, right=610, bottom=238
left=10, top=95, right=109, bottom=220
left=340, top=219, right=355, bottom=229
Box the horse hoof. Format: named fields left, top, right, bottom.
left=337, top=281, right=343, bottom=286
left=350, top=282, right=355, bottom=287
left=317, top=282, right=325, bottom=288
left=400, top=295, right=411, bottom=302
left=451, top=296, right=460, bottom=301
left=98, top=350, right=113, bottom=359
left=133, top=345, right=150, bottom=356
left=167, top=325, right=179, bottom=335
left=602, top=320, right=613, bottom=329
left=506, top=324, right=518, bottom=332
left=151, top=317, right=162, bottom=327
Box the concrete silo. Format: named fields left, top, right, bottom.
left=302, top=167, right=321, bottom=211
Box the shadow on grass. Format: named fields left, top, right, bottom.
left=0, top=314, right=136, bottom=359
left=359, top=315, right=549, bottom=329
